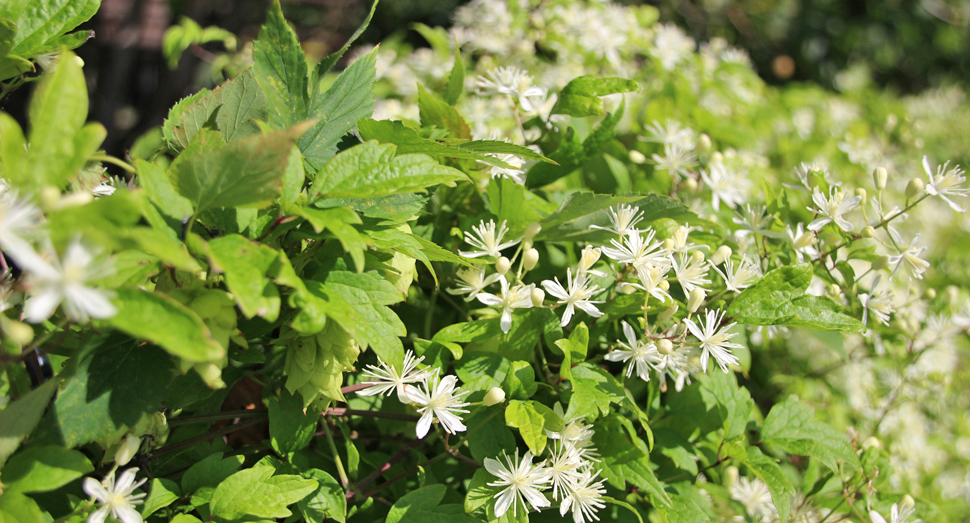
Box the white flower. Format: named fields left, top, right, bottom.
left=601, top=229, right=669, bottom=269
left=0, top=189, right=48, bottom=269
left=484, top=449, right=551, bottom=518
left=713, top=255, right=761, bottom=293
left=922, top=155, right=968, bottom=212
left=642, top=119, right=696, bottom=149
left=786, top=223, right=818, bottom=263
left=684, top=309, right=742, bottom=373
left=408, top=372, right=470, bottom=439
left=83, top=468, right=147, bottom=523
left=546, top=442, right=586, bottom=501
left=519, top=87, right=557, bottom=120
left=631, top=264, right=672, bottom=302
left=547, top=403, right=598, bottom=459
left=733, top=205, right=782, bottom=238
left=24, top=238, right=116, bottom=324
left=671, top=252, right=711, bottom=296
left=605, top=321, right=660, bottom=381
left=652, top=344, right=693, bottom=392
left=476, top=276, right=535, bottom=333
left=589, top=204, right=644, bottom=237
left=807, top=186, right=862, bottom=232
left=651, top=143, right=697, bottom=180
left=459, top=219, right=522, bottom=258
left=652, top=24, right=695, bottom=71
left=92, top=179, right=117, bottom=199
left=559, top=468, right=607, bottom=523
left=888, top=234, right=930, bottom=280
left=447, top=267, right=501, bottom=302
left=542, top=269, right=604, bottom=326
left=701, top=161, right=747, bottom=211
left=488, top=154, right=527, bottom=185
left=859, top=275, right=894, bottom=326
left=576, top=246, right=606, bottom=278
left=870, top=503, right=921, bottom=523
left=729, top=476, right=776, bottom=523
left=476, top=66, right=542, bottom=99
left=356, top=350, right=433, bottom=403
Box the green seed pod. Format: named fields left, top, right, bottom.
left=860, top=226, right=876, bottom=238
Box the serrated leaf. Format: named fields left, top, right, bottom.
left=443, top=40, right=464, bottom=105
left=357, top=118, right=517, bottom=169
left=309, top=140, right=467, bottom=201
left=108, top=288, right=226, bottom=362
left=140, top=478, right=180, bottom=518
left=0, top=380, right=56, bottom=470
left=505, top=400, right=556, bottom=455
left=593, top=414, right=670, bottom=507
left=662, top=494, right=711, bottom=523
left=269, top=390, right=320, bottom=456
left=744, top=446, right=794, bottom=523
left=209, top=466, right=318, bottom=520
left=181, top=453, right=245, bottom=495
left=554, top=322, right=589, bottom=381
left=761, top=396, right=860, bottom=473
left=3, top=0, right=98, bottom=57
left=565, top=363, right=626, bottom=421
left=697, top=371, right=752, bottom=440
left=293, top=206, right=367, bottom=272
left=457, top=139, right=555, bottom=164
left=313, top=0, right=377, bottom=78
left=315, top=193, right=428, bottom=222
left=170, top=124, right=307, bottom=214
left=165, top=69, right=268, bottom=151
left=551, top=75, right=640, bottom=117
left=297, top=469, right=346, bottom=523
left=207, top=234, right=282, bottom=320
left=302, top=48, right=377, bottom=170
left=1, top=447, right=92, bottom=493
left=418, top=84, right=471, bottom=140
left=486, top=176, right=549, bottom=236
left=252, top=0, right=307, bottom=129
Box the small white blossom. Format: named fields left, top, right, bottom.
left=786, top=223, right=819, bottom=263
left=542, top=269, right=603, bottom=326
left=631, top=264, right=672, bottom=302
left=476, top=276, right=535, bottom=332
left=0, top=189, right=47, bottom=269
left=729, top=476, right=776, bottom=523
left=888, top=234, right=930, bottom=280
left=559, top=468, right=608, bottom=523
left=651, top=143, right=697, bottom=180
left=859, top=275, right=894, bottom=326
left=684, top=308, right=742, bottom=373
left=488, top=154, right=527, bottom=185
left=602, top=229, right=670, bottom=269
left=546, top=441, right=586, bottom=501
left=671, top=252, right=711, bottom=296
left=701, top=161, right=747, bottom=211
left=807, top=186, right=862, bottom=232
left=870, top=502, right=921, bottom=523
left=447, top=267, right=501, bottom=302
left=605, top=321, right=660, bottom=381
left=485, top=449, right=552, bottom=518
left=356, top=350, right=433, bottom=403
left=408, top=372, right=470, bottom=439
left=652, top=24, right=695, bottom=71
left=576, top=245, right=606, bottom=278
left=652, top=344, right=693, bottom=392
left=459, top=219, right=522, bottom=258
left=922, top=156, right=968, bottom=212
left=713, top=255, right=761, bottom=292
left=589, top=204, right=644, bottom=237
left=733, top=205, right=782, bottom=238
left=83, top=468, right=147, bottom=523
left=642, top=119, right=696, bottom=149
left=24, top=238, right=116, bottom=324
left=476, top=66, right=542, bottom=99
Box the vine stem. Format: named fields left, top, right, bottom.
left=323, top=407, right=420, bottom=422
left=167, top=409, right=267, bottom=427
left=321, top=420, right=364, bottom=497
left=148, top=417, right=265, bottom=458
left=90, top=154, right=136, bottom=173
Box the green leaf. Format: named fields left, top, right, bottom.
left=387, top=484, right=480, bottom=523
left=593, top=415, right=670, bottom=507
left=505, top=400, right=557, bottom=455
left=309, top=140, right=467, bottom=201
left=744, top=446, right=795, bottom=523
left=314, top=265, right=406, bottom=364
left=207, top=234, right=282, bottom=321
left=140, top=478, right=181, bottom=518
left=466, top=407, right=516, bottom=463
left=0, top=18, right=15, bottom=58
left=315, top=193, right=428, bottom=222
left=164, top=69, right=268, bottom=151
left=661, top=494, right=712, bottom=523
left=0, top=491, right=45, bottom=523
left=313, top=0, right=377, bottom=78
left=417, top=84, right=471, bottom=140
left=1, top=447, right=92, bottom=493
left=209, top=466, right=318, bottom=520
left=726, top=264, right=864, bottom=333
left=108, top=288, right=226, bottom=362
left=761, top=396, right=860, bottom=473
left=170, top=124, right=307, bottom=214
left=697, top=370, right=752, bottom=440
left=554, top=322, right=589, bottom=380
left=252, top=0, right=307, bottom=129
left=3, top=0, right=99, bottom=57
left=0, top=380, right=56, bottom=470
left=357, top=118, right=517, bottom=169
left=551, top=76, right=640, bottom=117
left=269, top=390, right=320, bottom=456
left=486, top=177, right=547, bottom=236
left=454, top=354, right=510, bottom=391
left=504, top=361, right=537, bottom=400
left=457, top=140, right=555, bottom=164
left=297, top=469, right=346, bottom=523
left=181, top=453, right=245, bottom=495
left=301, top=48, right=377, bottom=170
left=136, top=159, right=194, bottom=221
left=565, top=363, right=626, bottom=421
left=293, top=206, right=367, bottom=272
left=443, top=41, right=464, bottom=105
left=31, top=337, right=173, bottom=448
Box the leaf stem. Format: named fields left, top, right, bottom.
left=167, top=409, right=268, bottom=427
left=90, top=154, right=137, bottom=174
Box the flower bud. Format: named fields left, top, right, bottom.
left=524, top=222, right=542, bottom=240
left=523, top=248, right=540, bottom=271
left=663, top=239, right=675, bottom=251
left=40, top=186, right=61, bottom=211
left=697, top=133, right=712, bottom=153
left=711, top=245, right=732, bottom=265
left=657, top=339, right=674, bottom=355
left=690, top=250, right=705, bottom=264
left=946, top=285, right=960, bottom=306
left=616, top=283, right=637, bottom=294
left=855, top=187, right=867, bottom=201
left=901, top=495, right=915, bottom=510
left=828, top=283, right=842, bottom=297
left=483, top=387, right=506, bottom=406
left=687, top=287, right=706, bottom=313
left=658, top=280, right=670, bottom=291
left=794, top=231, right=817, bottom=249
left=909, top=286, right=919, bottom=296
left=683, top=178, right=698, bottom=192
left=860, top=226, right=876, bottom=238
left=530, top=288, right=545, bottom=307
left=872, top=255, right=891, bottom=271
left=873, top=167, right=888, bottom=190
left=863, top=436, right=881, bottom=450
left=658, top=305, right=678, bottom=323
left=905, top=177, right=924, bottom=199
left=629, top=150, right=646, bottom=164
left=711, top=151, right=723, bottom=164
left=114, top=434, right=141, bottom=466
left=723, top=466, right=739, bottom=487
left=578, top=246, right=601, bottom=272
left=496, top=256, right=511, bottom=275
left=925, top=288, right=937, bottom=300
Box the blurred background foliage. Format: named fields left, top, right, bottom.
left=1, top=0, right=967, bottom=157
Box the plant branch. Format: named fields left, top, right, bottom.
left=148, top=417, right=265, bottom=458
left=324, top=407, right=420, bottom=422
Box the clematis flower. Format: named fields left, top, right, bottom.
left=484, top=449, right=551, bottom=518
left=807, top=186, right=862, bottom=232
left=24, top=237, right=116, bottom=324
left=459, top=219, right=521, bottom=258
left=589, top=204, right=644, bottom=237
left=859, top=275, right=894, bottom=326
left=605, top=321, right=660, bottom=381
left=408, top=372, right=470, bottom=439
left=356, top=350, right=433, bottom=403
left=0, top=189, right=48, bottom=269
left=476, top=276, right=535, bottom=333
left=684, top=308, right=742, bottom=373
left=83, top=468, right=147, bottom=523
left=922, top=155, right=968, bottom=212
left=542, top=269, right=603, bottom=326
left=447, top=267, right=501, bottom=302
left=888, top=234, right=930, bottom=280
left=559, top=468, right=608, bottom=523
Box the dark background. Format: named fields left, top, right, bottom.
left=2, top=0, right=966, bottom=159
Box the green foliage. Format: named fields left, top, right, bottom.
left=209, top=465, right=318, bottom=520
